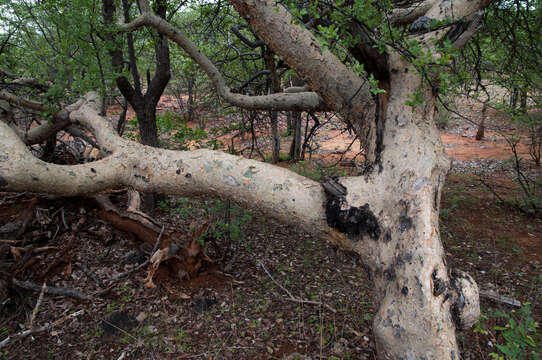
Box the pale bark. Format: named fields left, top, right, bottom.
left=120, top=12, right=327, bottom=113
left=0, top=92, right=353, bottom=251
left=344, top=54, right=480, bottom=359
left=390, top=0, right=490, bottom=24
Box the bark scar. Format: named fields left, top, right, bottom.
left=322, top=177, right=380, bottom=240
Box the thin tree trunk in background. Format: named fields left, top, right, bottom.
left=286, top=111, right=293, bottom=134
left=520, top=89, right=527, bottom=114
left=294, top=112, right=302, bottom=159
left=263, top=48, right=281, bottom=164
left=187, top=77, right=194, bottom=123
left=117, top=96, right=128, bottom=136
left=475, top=104, right=486, bottom=141
left=510, top=87, right=518, bottom=108
left=289, top=111, right=302, bottom=160
left=270, top=110, right=279, bottom=163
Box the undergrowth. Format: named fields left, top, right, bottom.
left=474, top=303, right=541, bottom=359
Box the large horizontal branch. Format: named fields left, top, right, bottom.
left=0, top=90, right=52, bottom=113
left=0, top=92, right=365, bottom=252
left=121, top=12, right=326, bottom=112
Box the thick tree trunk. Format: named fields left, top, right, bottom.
left=337, top=55, right=479, bottom=359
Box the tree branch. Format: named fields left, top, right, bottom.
left=227, top=0, right=377, bottom=160
left=120, top=11, right=327, bottom=112
left=448, top=11, right=484, bottom=49
left=0, top=69, right=50, bottom=92
left=231, top=24, right=266, bottom=48
left=0, top=92, right=362, bottom=253
left=0, top=90, right=75, bottom=145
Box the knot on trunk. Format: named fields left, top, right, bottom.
left=448, top=269, right=480, bottom=330
left=322, top=177, right=380, bottom=240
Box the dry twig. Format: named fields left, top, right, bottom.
left=258, top=261, right=337, bottom=313
left=12, top=279, right=91, bottom=301
left=76, top=263, right=105, bottom=287
left=29, top=282, right=46, bottom=328
left=0, top=309, right=84, bottom=349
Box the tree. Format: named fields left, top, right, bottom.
left=0, top=0, right=493, bottom=358
left=102, top=0, right=171, bottom=148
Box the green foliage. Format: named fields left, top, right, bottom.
left=156, top=112, right=184, bottom=133
left=475, top=304, right=541, bottom=360
left=491, top=304, right=541, bottom=359
left=173, top=122, right=208, bottom=150
left=290, top=160, right=345, bottom=182
left=159, top=197, right=253, bottom=248
left=205, top=199, right=253, bottom=247
left=0, top=0, right=114, bottom=103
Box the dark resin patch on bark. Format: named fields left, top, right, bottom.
left=322, top=177, right=380, bottom=240
left=0, top=175, right=7, bottom=187
left=432, top=268, right=448, bottom=296
left=399, top=203, right=413, bottom=233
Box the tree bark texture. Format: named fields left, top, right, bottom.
left=289, top=111, right=302, bottom=160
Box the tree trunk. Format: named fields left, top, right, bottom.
left=289, top=111, right=302, bottom=160
left=286, top=111, right=293, bottom=134
left=134, top=105, right=159, bottom=148
left=475, top=105, right=486, bottom=141
left=270, top=111, right=280, bottom=163
left=344, top=54, right=479, bottom=359
left=117, top=96, right=129, bottom=136
left=264, top=49, right=281, bottom=164
left=519, top=88, right=527, bottom=114
left=187, top=77, right=195, bottom=124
